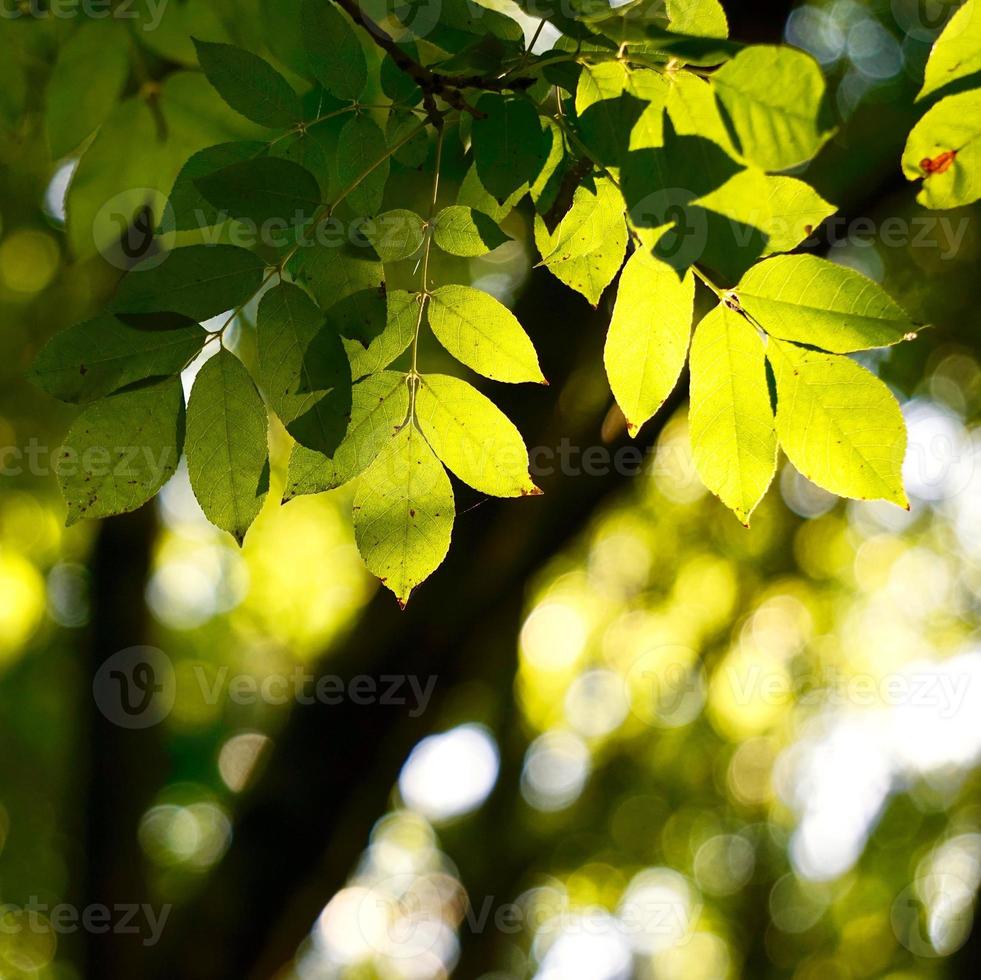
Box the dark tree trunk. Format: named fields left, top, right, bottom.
left=78, top=504, right=166, bottom=979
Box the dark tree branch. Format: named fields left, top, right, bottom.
left=78, top=505, right=166, bottom=979
left=332, top=0, right=536, bottom=119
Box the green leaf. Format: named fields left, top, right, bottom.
left=301, top=0, right=368, bottom=101
left=256, top=281, right=353, bottom=452
left=767, top=339, right=908, bottom=508
left=167, top=141, right=268, bottom=232
left=387, top=109, right=430, bottom=167
left=382, top=47, right=422, bottom=104
left=534, top=177, right=628, bottom=306
left=691, top=170, right=836, bottom=256
left=737, top=255, right=917, bottom=353
left=111, top=245, right=266, bottom=321
left=458, top=162, right=526, bottom=221
left=285, top=371, right=410, bottom=499
left=433, top=205, right=512, bottom=256
left=336, top=113, right=390, bottom=216
left=530, top=118, right=572, bottom=217
left=345, top=289, right=418, bottom=380
left=58, top=377, right=185, bottom=526
left=712, top=45, right=832, bottom=171
left=273, top=129, right=333, bottom=197
left=604, top=250, right=695, bottom=436
left=689, top=304, right=776, bottom=524
left=195, top=156, right=323, bottom=227
left=687, top=168, right=836, bottom=278
left=668, top=0, right=729, bottom=38
left=186, top=350, right=269, bottom=544
left=427, top=285, right=546, bottom=384
left=665, top=68, right=740, bottom=158
left=471, top=94, right=547, bottom=202
left=415, top=374, right=539, bottom=497
left=193, top=38, right=301, bottom=129
left=901, top=90, right=981, bottom=210
left=575, top=63, right=668, bottom=167
left=30, top=314, right=205, bottom=404
left=362, top=209, right=426, bottom=262
left=46, top=19, right=130, bottom=160
left=291, top=239, right=383, bottom=312
left=918, top=0, right=981, bottom=101
left=290, top=241, right=389, bottom=360
left=352, top=422, right=455, bottom=606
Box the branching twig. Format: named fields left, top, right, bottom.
left=332, top=0, right=535, bottom=120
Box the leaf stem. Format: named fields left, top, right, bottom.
left=691, top=265, right=724, bottom=298
left=409, top=124, right=445, bottom=397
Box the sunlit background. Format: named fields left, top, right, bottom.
left=0, top=0, right=979, bottom=977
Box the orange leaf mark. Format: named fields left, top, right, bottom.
left=920, top=150, right=957, bottom=175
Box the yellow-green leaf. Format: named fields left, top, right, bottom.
left=58, top=377, right=185, bottom=527
left=901, top=90, right=981, bottom=210
left=285, top=371, right=410, bottom=499
left=605, top=250, right=695, bottom=436
left=534, top=177, right=628, bottom=306
left=918, top=0, right=981, bottom=101
left=737, top=255, right=917, bottom=353
left=427, top=285, right=545, bottom=384
left=186, top=349, right=270, bottom=544
left=415, top=374, right=539, bottom=497
left=433, top=206, right=512, bottom=257
left=353, top=422, right=454, bottom=606
left=711, top=45, right=833, bottom=171
left=689, top=304, right=776, bottom=524
left=767, top=339, right=908, bottom=508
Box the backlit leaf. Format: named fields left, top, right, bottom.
left=535, top=177, right=628, bottom=306
left=362, top=209, right=426, bottom=262
left=605, top=250, right=695, bottom=436
left=301, top=0, right=368, bottom=101
left=345, top=290, right=418, bottom=380
left=901, top=90, right=981, bottom=210
left=415, top=374, right=539, bottom=497
left=768, top=339, right=908, bottom=507
left=193, top=38, right=301, bottom=129
left=433, top=206, right=512, bottom=257
left=427, top=285, right=546, bottom=384
left=186, top=349, right=269, bottom=543
left=689, top=304, right=776, bottom=524
left=918, top=0, right=981, bottom=101
left=31, top=314, right=205, bottom=404
left=737, top=255, right=916, bottom=353
left=353, top=422, right=455, bottom=606
left=285, top=370, right=410, bottom=498
left=712, top=45, right=832, bottom=171
left=58, top=377, right=185, bottom=526
left=112, top=245, right=266, bottom=321
left=575, top=63, right=668, bottom=167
